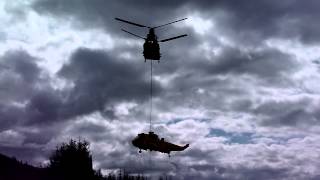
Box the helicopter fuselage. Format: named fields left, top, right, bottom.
left=132, top=132, right=189, bottom=156
left=143, top=28, right=161, bottom=61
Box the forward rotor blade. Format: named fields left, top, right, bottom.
left=115, top=17, right=148, bottom=28
left=153, top=18, right=188, bottom=29
left=160, top=34, right=188, bottom=42
left=121, top=29, right=146, bottom=40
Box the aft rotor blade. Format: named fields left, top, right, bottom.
left=115, top=17, right=149, bottom=28
left=160, top=34, right=188, bottom=42
left=153, top=18, right=188, bottom=29
left=121, top=29, right=146, bottom=40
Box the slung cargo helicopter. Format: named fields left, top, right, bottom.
left=115, top=17, right=188, bottom=62
left=132, top=131, right=189, bottom=157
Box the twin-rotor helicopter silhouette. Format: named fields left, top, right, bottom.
left=115, top=17, right=188, bottom=62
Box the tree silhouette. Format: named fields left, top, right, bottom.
left=48, top=139, right=100, bottom=180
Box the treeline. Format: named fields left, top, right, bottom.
left=0, top=139, right=172, bottom=180
left=103, top=169, right=173, bottom=180
left=47, top=139, right=150, bottom=180
left=103, top=169, right=147, bottom=180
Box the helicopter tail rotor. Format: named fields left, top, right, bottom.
left=160, top=34, right=188, bottom=42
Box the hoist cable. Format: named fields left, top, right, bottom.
left=149, top=61, right=153, bottom=132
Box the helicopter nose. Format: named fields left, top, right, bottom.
left=132, top=138, right=138, bottom=146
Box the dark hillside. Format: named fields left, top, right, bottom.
left=0, top=153, right=46, bottom=180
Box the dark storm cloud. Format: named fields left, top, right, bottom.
left=1, top=50, right=42, bottom=84
left=58, top=48, right=161, bottom=118
left=203, top=47, right=295, bottom=76
left=0, top=51, right=45, bottom=104
left=0, top=48, right=163, bottom=172
left=1, top=48, right=160, bottom=128
left=253, top=97, right=320, bottom=126
left=29, top=0, right=307, bottom=101
left=153, top=45, right=300, bottom=115
left=196, top=46, right=300, bottom=86
left=32, top=0, right=320, bottom=44
left=0, top=47, right=161, bottom=145
left=188, top=0, right=320, bottom=45
left=213, top=0, right=320, bottom=45
left=0, top=51, right=64, bottom=161
left=0, top=51, right=65, bottom=127
left=22, top=126, right=61, bottom=145
left=0, top=50, right=44, bottom=129
left=32, top=0, right=189, bottom=35
left=0, top=103, right=23, bottom=131
left=25, top=89, right=64, bottom=125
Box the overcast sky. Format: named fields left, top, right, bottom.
left=1, top=0, right=320, bottom=179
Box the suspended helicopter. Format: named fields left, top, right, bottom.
left=115, top=17, right=188, bottom=62
left=132, top=131, right=189, bottom=157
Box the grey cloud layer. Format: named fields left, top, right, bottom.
left=1, top=48, right=159, bottom=127
left=1, top=0, right=320, bottom=179
left=58, top=48, right=159, bottom=118
left=32, top=0, right=320, bottom=44
left=0, top=48, right=159, bottom=162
